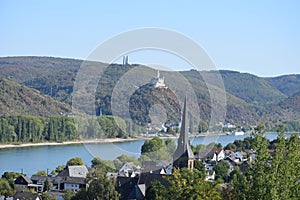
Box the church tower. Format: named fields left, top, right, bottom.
left=173, top=97, right=194, bottom=170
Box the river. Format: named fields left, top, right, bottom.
left=0, top=133, right=288, bottom=176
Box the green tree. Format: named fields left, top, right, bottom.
left=51, top=165, right=65, bottom=175
left=141, top=137, right=164, bottom=154
left=213, top=161, right=230, bottom=182
left=34, top=170, right=47, bottom=176
left=41, top=193, right=57, bottom=200
left=194, top=144, right=206, bottom=154
left=269, top=124, right=286, bottom=199
left=165, top=139, right=176, bottom=155
left=2, top=172, right=21, bottom=188
left=70, top=189, right=87, bottom=200
left=73, top=167, right=120, bottom=200
left=141, top=137, right=170, bottom=162
left=285, top=132, right=300, bottom=199
left=224, top=143, right=236, bottom=150
left=249, top=124, right=271, bottom=200
left=145, top=181, right=166, bottom=200
left=112, top=154, right=140, bottom=170
left=227, top=168, right=249, bottom=200
left=91, top=157, right=115, bottom=172
left=198, top=120, right=208, bottom=133
left=162, top=168, right=221, bottom=200
left=194, top=160, right=206, bottom=175
left=226, top=124, right=300, bottom=200
left=0, top=178, right=15, bottom=197
left=66, top=157, right=84, bottom=166
left=63, top=190, right=75, bottom=200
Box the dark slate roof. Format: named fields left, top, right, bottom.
left=141, top=161, right=167, bottom=174
left=117, top=173, right=169, bottom=200
left=117, top=176, right=139, bottom=200
left=14, top=175, right=32, bottom=185
left=141, top=161, right=158, bottom=172
left=195, top=149, right=216, bottom=160
left=127, top=185, right=144, bottom=200
left=31, top=175, right=63, bottom=184
left=138, top=173, right=168, bottom=188
left=56, top=168, right=69, bottom=178
left=13, top=191, right=41, bottom=200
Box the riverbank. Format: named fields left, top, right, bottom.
left=0, top=131, right=283, bottom=150
left=0, top=138, right=141, bottom=149
left=0, top=135, right=179, bottom=150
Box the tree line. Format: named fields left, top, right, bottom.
left=0, top=116, right=144, bottom=144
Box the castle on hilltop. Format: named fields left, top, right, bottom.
left=150, top=70, right=166, bottom=88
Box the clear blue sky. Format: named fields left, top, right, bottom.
left=1, top=0, right=299, bottom=76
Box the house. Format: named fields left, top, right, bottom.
left=203, top=160, right=216, bottom=171
left=13, top=191, right=42, bottom=200
left=56, top=165, right=88, bottom=192
left=195, top=148, right=225, bottom=162
left=116, top=172, right=168, bottom=200
left=66, top=165, right=88, bottom=178
left=30, top=165, right=88, bottom=192
left=30, top=176, right=64, bottom=192
left=215, top=149, right=225, bottom=161
left=63, top=177, right=86, bottom=192
left=141, top=161, right=168, bottom=175
left=224, top=123, right=236, bottom=129
left=205, top=170, right=215, bottom=181
left=119, top=162, right=141, bottom=177
left=225, top=151, right=247, bottom=164
left=14, top=175, right=32, bottom=192
left=117, top=176, right=141, bottom=200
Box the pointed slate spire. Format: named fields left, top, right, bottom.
left=173, top=96, right=194, bottom=170
left=178, top=96, right=188, bottom=153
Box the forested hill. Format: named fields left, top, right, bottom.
left=265, top=74, right=300, bottom=97
left=0, top=56, right=299, bottom=129
left=0, top=78, right=71, bottom=116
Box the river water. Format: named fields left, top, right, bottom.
left=0, top=133, right=286, bottom=176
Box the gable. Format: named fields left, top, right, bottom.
left=15, top=175, right=32, bottom=185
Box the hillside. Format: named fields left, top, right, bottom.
left=195, top=70, right=288, bottom=106
left=0, top=56, right=82, bottom=83
left=0, top=78, right=71, bottom=116
left=0, top=56, right=299, bottom=128
left=0, top=56, right=84, bottom=104
left=265, top=74, right=300, bottom=97
left=279, top=92, right=300, bottom=112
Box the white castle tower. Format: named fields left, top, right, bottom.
left=150, top=70, right=166, bottom=88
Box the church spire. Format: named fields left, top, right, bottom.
left=173, top=96, right=194, bottom=170
left=178, top=96, right=188, bottom=153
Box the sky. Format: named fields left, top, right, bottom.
left=0, top=0, right=299, bottom=77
